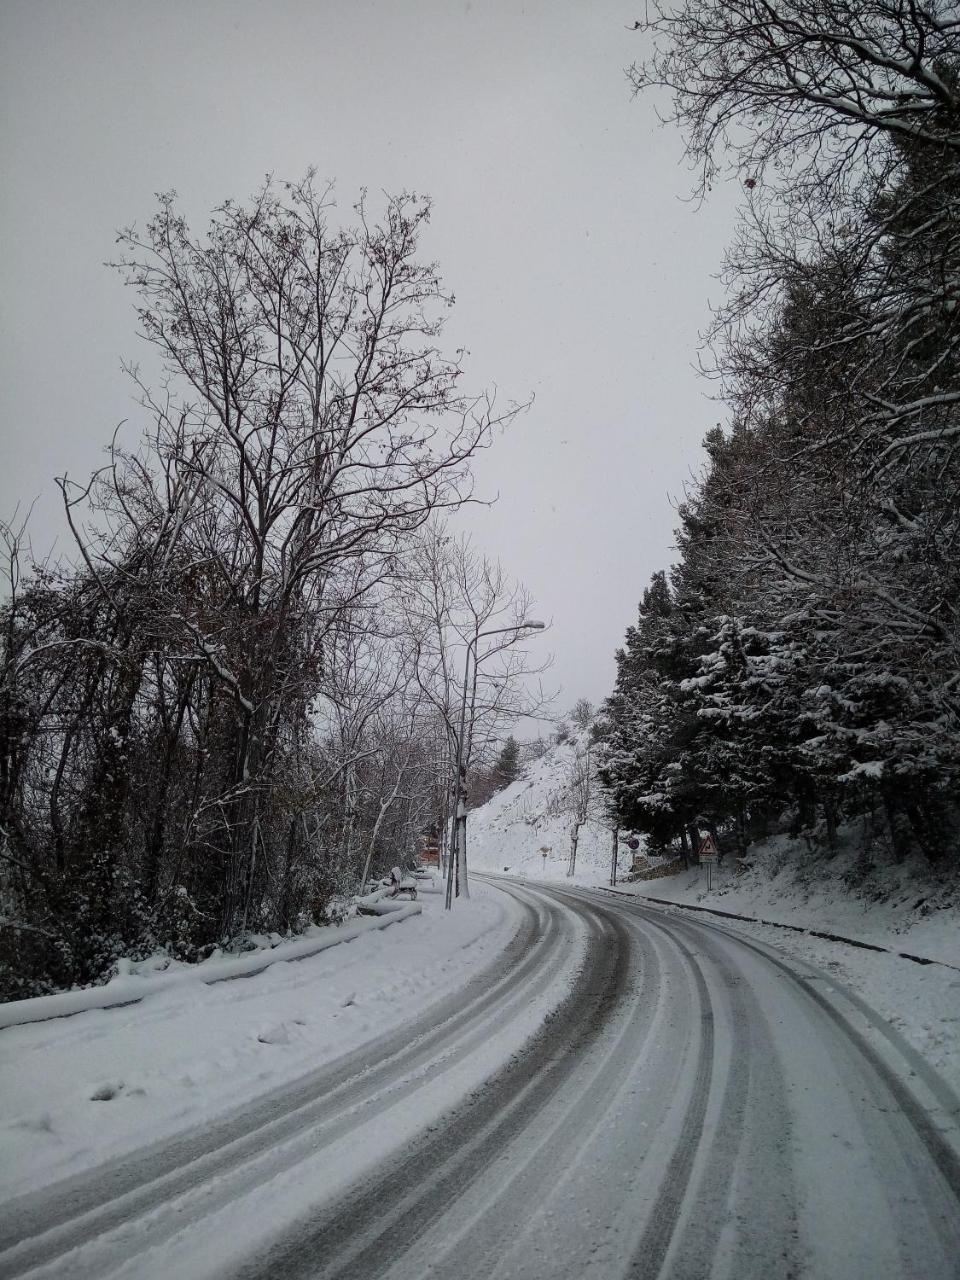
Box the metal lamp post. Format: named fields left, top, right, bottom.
left=444, top=619, right=545, bottom=909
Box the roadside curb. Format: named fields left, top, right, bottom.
left=597, top=886, right=960, bottom=974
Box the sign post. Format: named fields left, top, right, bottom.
left=697, top=833, right=719, bottom=891
left=618, top=835, right=641, bottom=877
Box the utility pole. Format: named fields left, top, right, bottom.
left=444, top=619, right=545, bottom=909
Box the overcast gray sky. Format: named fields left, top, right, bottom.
left=0, top=0, right=740, bottom=715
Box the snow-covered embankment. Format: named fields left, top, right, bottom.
left=465, top=737, right=960, bottom=1088
left=0, top=879, right=521, bottom=1198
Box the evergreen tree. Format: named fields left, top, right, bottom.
left=493, top=736, right=521, bottom=791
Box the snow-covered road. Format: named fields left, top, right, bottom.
left=2, top=880, right=959, bottom=1279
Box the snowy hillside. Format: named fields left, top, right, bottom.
left=467, top=734, right=625, bottom=884
left=467, top=736, right=960, bottom=967
left=466, top=743, right=960, bottom=1091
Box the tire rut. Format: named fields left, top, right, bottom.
left=660, top=907, right=960, bottom=1203
left=229, top=896, right=633, bottom=1280
left=624, top=923, right=715, bottom=1280
left=629, top=906, right=800, bottom=1280
left=622, top=897, right=960, bottom=1276
left=0, top=886, right=567, bottom=1277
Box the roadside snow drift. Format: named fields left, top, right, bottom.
left=0, top=901, right=421, bottom=1031
left=0, top=880, right=521, bottom=1198
left=465, top=738, right=960, bottom=1090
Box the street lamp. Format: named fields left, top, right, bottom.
left=444, top=619, right=546, bottom=909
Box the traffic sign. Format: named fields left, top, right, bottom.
left=697, top=834, right=719, bottom=861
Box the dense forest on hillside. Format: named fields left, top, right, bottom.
left=601, top=2, right=960, bottom=868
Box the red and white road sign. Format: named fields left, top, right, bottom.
left=697, top=834, right=719, bottom=861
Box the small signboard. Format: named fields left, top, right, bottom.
left=697, top=834, right=719, bottom=862
left=420, top=844, right=440, bottom=868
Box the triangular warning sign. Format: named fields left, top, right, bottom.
left=697, top=834, right=719, bottom=857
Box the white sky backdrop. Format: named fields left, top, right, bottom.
left=0, top=0, right=741, bottom=717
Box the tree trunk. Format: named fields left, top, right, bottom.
left=823, top=794, right=839, bottom=856
left=277, top=818, right=298, bottom=933
left=735, top=805, right=748, bottom=860
left=882, top=784, right=912, bottom=865
left=460, top=817, right=470, bottom=899
left=687, top=824, right=701, bottom=863
left=359, top=774, right=403, bottom=893
left=567, top=820, right=582, bottom=877
left=680, top=827, right=691, bottom=868
left=144, top=677, right=194, bottom=904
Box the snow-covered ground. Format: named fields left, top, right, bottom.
left=0, top=899, right=422, bottom=1031
left=2, top=838, right=958, bottom=1278
left=5, top=723, right=959, bottom=1261
left=0, top=877, right=521, bottom=1199
left=611, top=832, right=959, bottom=963
left=468, top=735, right=625, bottom=885
left=468, top=736, right=960, bottom=1090
left=605, top=846, right=960, bottom=1090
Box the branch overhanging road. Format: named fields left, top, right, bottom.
left=2, top=880, right=959, bottom=1280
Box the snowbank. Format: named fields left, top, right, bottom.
left=0, top=881, right=520, bottom=1197
left=465, top=740, right=960, bottom=1090
left=612, top=832, right=960, bottom=968
left=0, top=899, right=421, bottom=1031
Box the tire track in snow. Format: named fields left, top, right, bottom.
left=378, top=888, right=787, bottom=1280
left=742, top=928, right=960, bottom=1198
left=626, top=905, right=799, bottom=1280
left=242, top=887, right=960, bottom=1280
left=613, top=894, right=959, bottom=1278
left=667, top=909, right=960, bottom=1266
left=0, top=885, right=577, bottom=1278
left=632, top=899, right=960, bottom=1201
left=623, top=922, right=715, bottom=1280
left=396, top=889, right=667, bottom=1280
left=222, top=896, right=632, bottom=1280
left=8, top=883, right=960, bottom=1280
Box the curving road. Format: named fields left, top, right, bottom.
left=2, top=879, right=959, bottom=1280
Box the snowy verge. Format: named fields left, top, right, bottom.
left=618, top=890, right=959, bottom=969
left=0, top=900, right=421, bottom=1031
left=465, top=730, right=960, bottom=1089
left=607, top=834, right=959, bottom=968
left=599, top=874, right=960, bottom=1091
left=0, top=881, right=520, bottom=1198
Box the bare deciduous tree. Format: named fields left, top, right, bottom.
left=0, top=176, right=530, bottom=995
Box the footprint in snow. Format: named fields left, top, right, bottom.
left=89, top=1081, right=125, bottom=1102
left=257, top=1023, right=292, bottom=1045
